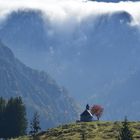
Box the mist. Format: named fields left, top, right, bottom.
left=1, top=0, right=140, bottom=26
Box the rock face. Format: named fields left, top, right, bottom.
left=0, top=41, right=78, bottom=129
left=1, top=9, right=140, bottom=121
left=97, top=70, right=140, bottom=120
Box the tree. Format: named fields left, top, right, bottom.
left=90, top=105, right=104, bottom=120
left=30, top=112, right=41, bottom=136
left=118, top=116, right=133, bottom=140
left=5, top=97, right=27, bottom=138
left=0, top=97, right=6, bottom=138
left=0, top=97, right=27, bottom=139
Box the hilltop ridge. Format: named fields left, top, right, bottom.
left=14, top=121, right=140, bottom=140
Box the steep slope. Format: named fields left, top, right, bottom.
left=0, top=41, right=78, bottom=129
left=95, top=70, right=140, bottom=120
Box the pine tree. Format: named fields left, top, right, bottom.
left=0, top=97, right=6, bottom=138
left=118, top=116, right=133, bottom=140
left=5, top=97, right=27, bottom=138
left=14, top=97, right=27, bottom=136
left=0, top=97, right=27, bottom=138
left=30, top=112, right=41, bottom=136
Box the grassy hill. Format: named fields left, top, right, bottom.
left=13, top=121, right=140, bottom=140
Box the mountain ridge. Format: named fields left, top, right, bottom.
left=0, top=41, right=79, bottom=129
left=1, top=9, right=140, bottom=120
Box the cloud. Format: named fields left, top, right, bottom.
left=0, top=0, right=140, bottom=26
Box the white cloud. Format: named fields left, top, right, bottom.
left=0, top=0, right=140, bottom=26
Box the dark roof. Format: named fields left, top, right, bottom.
left=80, top=109, right=93, bottom=117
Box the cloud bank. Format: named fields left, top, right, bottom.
left=0, top=0, right=140, bottom=26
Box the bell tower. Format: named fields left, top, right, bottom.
left=86, top=104, right=90, bottom=110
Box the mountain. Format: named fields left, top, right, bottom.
left=95, top=70, right=140, bottom=120
left=1, top=10, right=138, bottom=100
left=0, top=41, right=78, bottom=129
left=0, top=3, right=140, bottom=120
left=14, top=122, right=140, bottom=140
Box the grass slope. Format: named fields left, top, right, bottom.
left=14, top=121, right=140, bottom=140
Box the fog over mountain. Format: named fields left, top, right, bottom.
left=0, top=0, right=140, bottom=120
